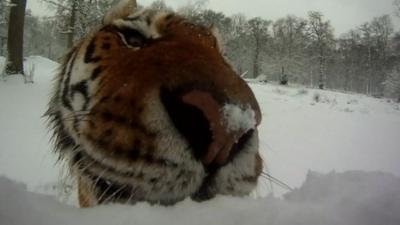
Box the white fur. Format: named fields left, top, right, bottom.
left=212, top=131, right=260, bottom=195
left=112, top=10, right=168, bottom=39
left=103, top=0, right=137, bottom=24
left=60, top=39, right=100, bottom=141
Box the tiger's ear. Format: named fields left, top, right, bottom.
left=103, top=0, right=137, bottom=24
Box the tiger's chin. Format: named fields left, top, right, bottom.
left=74, top=151, right=186, bottom=206
left=70, top=147, right=206, bottom=206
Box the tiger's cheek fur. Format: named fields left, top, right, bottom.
left=80, top=90, right=208, bottom=204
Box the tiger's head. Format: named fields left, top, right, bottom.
left=47, top=0, right=263, bottom=207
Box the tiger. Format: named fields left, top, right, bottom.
left=46, top=0, right=263, bottom=207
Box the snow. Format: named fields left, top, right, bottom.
left=253, top=84, right=400, bottom=196
left=244, top=74, right=268, bottom=83
left=1, top=56, right=400, bottom=224
left=0, top=56, right=60, bottom=195
left=1, top=170, right=400, bottom=225
left=222, top=104, right=256, bottom=132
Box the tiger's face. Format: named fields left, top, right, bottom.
left=47, top=0, right=263, bottom=207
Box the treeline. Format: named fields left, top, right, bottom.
left=0, top=0, right=399, bottom=100
left=180, top=1, right=400, bottom=99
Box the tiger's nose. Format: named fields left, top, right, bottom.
left=160, top=88, right=257, bottom=165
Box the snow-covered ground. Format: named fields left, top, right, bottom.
left=0, top=56, right=61, bottom=195
left=254, top=83, right=400, bottom=196
left=1, top=56, right=400, bottom=224
left=2, top=171, right=400, bottom=225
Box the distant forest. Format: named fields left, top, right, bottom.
left=1, top=0, right=400, bottom=100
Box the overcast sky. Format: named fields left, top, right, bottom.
left=27, top=0, right=400, bottom=35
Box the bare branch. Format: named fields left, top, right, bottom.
left=41, top=0, right=69, bottom=10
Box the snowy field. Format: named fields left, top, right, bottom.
left=1, top=56, right=400, bottom=224
left=253, top=81, right=400, bottom=196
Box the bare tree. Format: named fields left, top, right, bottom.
left=307, top=11, right=335, bottom=89
left=225, top=14, right=252, bottom=75
left=384, top=66, right=400, bottom=101
left=66, top=0, right=78, bottom=48
left=5, top=0, right=27, bottom=75
left=43, top=0, right=120, bottom=48
left=149, top=0, right=171, bottom=11
left=248, top=17, right=271, bottom=78
left=358, top=16, right=394, bottom=95
left=394, top=0, right=400, bottom=18
left=0, top=1, right=10, bottom=56
left=359, top=23, right=375, bottom=94
left=337, top=30, right=363, bottom=91
left=272, top=16, right=308, bottom=84
left=178, top=0, right=208, bottom=19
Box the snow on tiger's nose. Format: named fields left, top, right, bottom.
left=221, top=104, right=257, bottom=134
left=181, top=90, right=257, bottom=165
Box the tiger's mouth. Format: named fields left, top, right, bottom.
left=71, top=142, right=181, bottom=179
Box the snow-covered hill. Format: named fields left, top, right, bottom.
left=1, top=57, right=400, bottom=224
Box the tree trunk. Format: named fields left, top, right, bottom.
left=344, top=69, right=349, bottom=91
left=47, top=43, right=52, bottom=59
left=253, top=37, right=260, bottom=78
left=280, top=66, right=288, bottom=85
left=0, top=38, right=4, bottom=56
left=5, top=0, right=27, bottom=75
left=67, top=0, right=78, bottom=48
left=318, top=55, right=324, bottom=89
